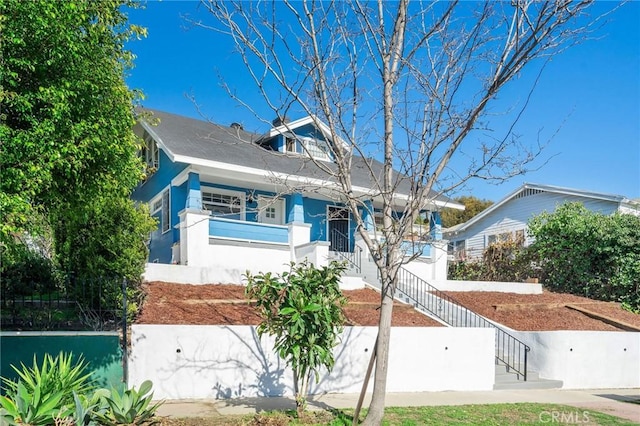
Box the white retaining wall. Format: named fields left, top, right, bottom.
left=128, top=325, right=495, bottom=400
left=432, top=280, right=543, bottom=294
left=516, top=331, right=640, bottom=389
left=143, top=263, right=365, bottom=289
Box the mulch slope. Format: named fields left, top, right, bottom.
left=445, top=291, right=640, bottom=331
left=135, top=282, right=442, bottom=327
left=135, top=282, right=639, bottom=331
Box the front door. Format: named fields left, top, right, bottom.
left=258, top=196, right=284, bottom=225
left=328, top=206, right=349, bottom=252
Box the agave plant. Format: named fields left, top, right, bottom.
left=94, top=380, right=163, bottom=426
left=0, top=381, right=69, bottom=426
left=64, top=389, right=110, bottom=426
left=3, top=352, right=94, bottom=407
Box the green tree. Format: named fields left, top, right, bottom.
left=1, top=0, right=153, bottom=284
left=528, top=202, right=640, bottom=312
left=441, top=196, right=494, bottom=228
left=245, top=261, right=347, bottom=417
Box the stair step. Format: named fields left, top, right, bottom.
left=493, top=377, right=563, bottom=390
left=494, top=362, right=562, bottom=390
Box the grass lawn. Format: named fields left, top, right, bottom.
left=156, top=403, right=638, bottom=425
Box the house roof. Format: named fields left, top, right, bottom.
left=136, top=109, right=463, bottom=210
left=446, top=182, right=637, bottom=234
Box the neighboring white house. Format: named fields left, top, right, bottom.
left=444, top=183, right=640, bottom=260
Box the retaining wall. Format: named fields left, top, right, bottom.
left=128, top=325, right=495, bottom=400
left=516, top=330, right=640, bottom=389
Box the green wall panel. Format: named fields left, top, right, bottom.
left=0, top=332, right=124, bottom=392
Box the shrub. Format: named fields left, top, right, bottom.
left=528, top=202, right=640, bottom=311
left=245, top=260, right=347, bottom=417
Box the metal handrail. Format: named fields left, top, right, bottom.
left=396, top=267, right=530, bottom=381
left=329, top=228, right=362, bottom=273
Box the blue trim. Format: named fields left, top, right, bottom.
left=287, top=193, right=305, bottom=223
left=185, top=172, right=202, bottom=209
left=210, top=217, right=288, bottom=244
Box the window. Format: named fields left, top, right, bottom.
left=161, top=190, right=170, bottom=233
left=141, top=134, right=159, bottom=175
left=202, top=189, right=243, bottom=220
left=448, top=240, right=466, bottom=260
left=488, top=231, right=520, bottom=246
left=302, top=137, right=330, bottom=160
left=283, top=134, right=330, bottom=160
left=151, top=198, right=162, bottom=214
left=285, top=136, right=296, bottom=153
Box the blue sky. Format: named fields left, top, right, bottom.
left=125, top=1, right=639, bottom=202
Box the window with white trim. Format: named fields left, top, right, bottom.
left=301, top=137, right=330, bottom=161
left=202, top=189, right=243, bottom=220
left=151, top=198, right=162, bottom=214
left=141, top=134, right=159, bottom=175
left=161, top=190, right=170, bottom=233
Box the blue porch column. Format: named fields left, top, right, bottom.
left=185, top=172, right=202, bottom=210
left=429, top=211, right=442, bottom=240
left=287, top=193, right=305, bottom=223
left=362, top=199, right=375, bottom=232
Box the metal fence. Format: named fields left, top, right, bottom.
left=1, top=276, right=127, bottom=332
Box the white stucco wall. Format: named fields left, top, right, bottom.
left=431, top=280, right=543, bottom=294
left=128, top=325, right=495, bottom=400
left=516, top=331, right=640, bottom=389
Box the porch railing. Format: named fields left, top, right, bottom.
left=395, top=267, right=530, bottom=381
left=329, top=228, right=362, bottom=273
left=209, top=217, right=288, bottom=244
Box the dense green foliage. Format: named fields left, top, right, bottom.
left=528, top=203, right=640, bottom=311
left=448, top=236, right=533, bottom=282
left=449, top=202, right=640, bottom=312
left=0, top=352, right=161, bottom=425
left=245, top=261, right=347, bottom=417
left=1, top=0, right=155, bottom=303
left=441, top=196, right=494, bottom=228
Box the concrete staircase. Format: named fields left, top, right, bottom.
left=494, top=361, right=563, bottom=390
left=331, top=250, right=564, bottom=391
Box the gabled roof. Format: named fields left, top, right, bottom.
left=447, top=182, right=636, bottom=234
left=136, top=109, right=462, bottom=210
left=262, top=115, right=348, bottom=149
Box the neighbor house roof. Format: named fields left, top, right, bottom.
left=137, top=109, right=463, bottom=210
left=447, top=182, right=637, bottom=234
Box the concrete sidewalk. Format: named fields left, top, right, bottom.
left=156, top=388, right=640, bottom=423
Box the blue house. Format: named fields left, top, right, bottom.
left=133, top=110, right=462, bottom=284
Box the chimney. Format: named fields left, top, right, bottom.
left=272, top=116, right=289, bottom=127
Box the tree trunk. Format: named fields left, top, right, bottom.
left=361, top=276, right=395, bottom=425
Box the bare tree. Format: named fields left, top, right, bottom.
left=195, top=1, right=607, bottom=423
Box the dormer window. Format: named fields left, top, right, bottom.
left=285, top=136, right=296, bottom=153
left=301, top=137, right=330, bottom=161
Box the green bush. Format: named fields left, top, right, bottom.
left=448, top=236, right=533, bottom=282
left=528, top=202, right=640, bottom=311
